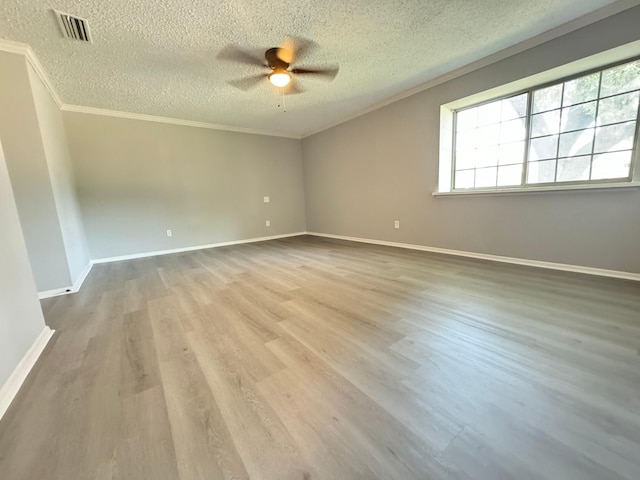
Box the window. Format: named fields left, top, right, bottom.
left=451, top=58, right=640, bottom=191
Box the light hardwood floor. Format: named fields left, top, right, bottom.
left=1, top=235, right=639, bottom=479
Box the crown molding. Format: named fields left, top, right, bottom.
left=60, top=104, right=302, bottom=139
left=0, top=38, right=300, bottom=139
left=0, top=38, right=64, bottom=109
left=301, top=0, right=640, bottom=138
left=2, top=0, right=637, bottom=141
left=0, top=37, right=29, bottom=55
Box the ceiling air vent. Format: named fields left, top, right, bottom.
left=54, top=10, right=92, bottom=43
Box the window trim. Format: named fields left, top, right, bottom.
left=437, top=41, right=640, bottom=195
left=452, top=56, right=640, bottom=191
left=432, top=181, right=640, bottom=197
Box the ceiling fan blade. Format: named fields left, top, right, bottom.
left=286, top=79, right=305, bottom=95
left=227, top=74, right=268, bottom=91
left=291, top=66, right=339, bottom=80
left=217, top=45, right=266, bottom=67
left=278, top=36, right=317, bottom=65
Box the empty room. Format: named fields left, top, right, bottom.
left=1, top=0, right=640, bottom=479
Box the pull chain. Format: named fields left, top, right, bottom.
left=276, top=88, right=287, bottom=112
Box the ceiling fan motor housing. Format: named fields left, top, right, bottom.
left=219, top=38, right=339, bottom=93
left=265, top=48, right=290, bottom=70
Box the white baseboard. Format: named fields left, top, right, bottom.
left=91, top=231, right=308, bottom=264
left=307, top=232, right=640, bottom=282
left=37, top=261, right=93, bottom=300
left=38, top=287, right=73, bottom=300
left=0, top=326, right=55, bottom=421
left=39, top=234, right=307, bottom=297
left=72, top=261, right=93, bottom=292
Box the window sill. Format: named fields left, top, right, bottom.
left=433, top=182, right=640, bottom=197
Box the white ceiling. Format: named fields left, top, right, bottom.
left=0, top=0, right=634, bottom=137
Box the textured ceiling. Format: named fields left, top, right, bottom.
left=0, top=0, right=633, bottom=136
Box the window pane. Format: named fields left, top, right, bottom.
left=455, top=149, right=476, bottom=170
left=501, top=93, right=528, bottom=121
left=533, top=84, right=562, bottom=113
left=531, top=110, right=560, bottom=137
left=476, top=146, right=499, bottom=168
left=527, top=160, right=556, bottom=184
left=477, top=101, right=502, bottom=126
left=457, top=107, right=478, bottom=131
left=475, top=167, right=497, bottom=187
left=562, top=72, right=600, bottom=107
left=529, top=135, right=558, bottom=161
left=452, top=58, right=640, bottom=192
left=600, top=60, right=640, bottom=97
left=558, top=129, right=594, bottom=157
left=456, top=129, right=478, bottom=150
left=455, top=169, right=475, bottom=189
left=594, top=121, right=637, bottom=153
left=561, top=101, right=597, bottom=132
left=498, top=141, right=525, bottom=165
left=497, top=164, right=523, bottom=186
left=557, top=155, right=591, bottom=182
left=591, top=151, right=632, bottom=179
left=597, top=91, right=640, bottom=126
left=477, top=123, right=500, bottom=146
left=500, top=118, right=526, bottom=143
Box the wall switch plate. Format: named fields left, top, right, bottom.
left=394, top=220, right=400, bottom=229
left=166, top=229, right=173, bottom=237
left=264, top=196, right=270, bottom=203
left=266, top=220, right=270, bottom=227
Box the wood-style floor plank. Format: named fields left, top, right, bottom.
left=1, top=235, right=639, bottom=479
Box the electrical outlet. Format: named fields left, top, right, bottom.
left=266, top=220, right=270, bottom=227
left=166, top=229, right=173, bottom=237
left=394, top=220, right=400, bottom=229
left=264, top=196, right=270, bottom=203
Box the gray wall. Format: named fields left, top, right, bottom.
left=0, top=52, right=72, bottom=291
left=303, top=6, right=640, bottom=274
left=0, top=138, right=47, bottom=389
left=27, top=64, right=91, bottom=285
left=64, top=112, right=306, bottom=259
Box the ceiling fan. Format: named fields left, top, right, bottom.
left=217, top=37, right=339, bottom=94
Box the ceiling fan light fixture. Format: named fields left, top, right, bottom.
left=269, top=70, right=291, bottom=88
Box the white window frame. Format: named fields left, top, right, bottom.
left=436, top=41, right=640, bottom=196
